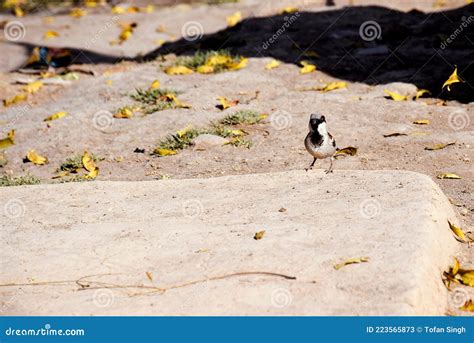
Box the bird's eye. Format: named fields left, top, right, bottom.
left=321, top=116, right=326, bottom=121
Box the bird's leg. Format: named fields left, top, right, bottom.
left=325, top=157, right=334, bottom=174
left=305, top=157, right=317, bottom=171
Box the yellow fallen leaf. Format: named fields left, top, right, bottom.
left=442, top=67, right=462, bottom=91
left=229, top=129, right=245, bottom=136
left=113, top=107, right=133, bottom=119
left=14, top=6, right=24, bottom=17
left=127, top=6, right=140, bottom=13
left=85, top=0, right=101, bottom=8
left=176, top=126, right=191, bottom=138
left=149, top=80, right=160, bottom=90
left=437, top=173, right=461, bottom=179
left=82, top=151, right=96, bottom=172
left=154, top=148, right=177, bottom=156
left=146, top=271, right=153, bottom=282
left=415, top=89, right=430, bottom=100
left=0, top=130, right=15, bottom=150
left=459, top=299, right=474, bottom=312
left=197, top=65, right=214, bottom=74
left=44, top=111, right=67, bottom=121
left=226, top=11, right=242, bottom=27
left=448, top=220, right=468, bottom=242
left=70, top=7, right=87, bottom=18
left=164, top=66, right=194, bottom=75
left=173, top=97, right=192, bottom=109
left=52, top=170, right=71, bottom=179
left=105, top=79, right=113, bottom=86
left=26, top=150, right=48, bottom=165
left=452, top=258, right=461, bottom=276
left=334, top=146, right=357, bottom=158
left=461, top=271, right=474, bottom=287
left=413, top=119, right=430, bottom=125
left=111, top=5, right=126, bottom=14
left=3, top=93, right=27, bottom=107
left=115, top=156, right=124, bottom=162
left=265, top=59, right=280, bottom=70
left=316, top=81, right=347, bottom=92
left=424, top=142, right=455, bottom=151
left=280, top=7, right=298, bottom=14
left=206, top=55, right=232, bottom=66
left=85, top=167, right=99, bottom=179
left=22, top=80, right=43, bottom=94
left=334, top=257, right=369, bottom=270
left=300, top=61, right=316, bottom=74
left=216, top=96, right=238, bottom=110
left=43, top=30, right=59, bottom=40
left=227, top=58, right=248, bottom=71
left=254, top=230, right=265, bottom=240
left=384, top=90, right=408, bottom=101
left=142, top=5, right=154, bottom=13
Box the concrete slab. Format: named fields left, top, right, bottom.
left=0, top=170, right=459, bottom=315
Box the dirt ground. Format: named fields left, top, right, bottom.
left=0, top=0, right=473, bottom=314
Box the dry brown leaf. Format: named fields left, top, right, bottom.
left=334, top=257, right=369, bottom=270
left=437, top=173, right=461, bottom=179
left=413, top=119, right=430, bottom=125
left=0, top=129, right=15, bottom=149
left=26, top=150, right=48, bottom=165
left=424, top=142, right=455, bottom=151
left=254, top=230, right=265, bottom=240
left=383, top=133, right=407, bottom=138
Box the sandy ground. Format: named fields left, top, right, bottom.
left=0, top=0, right=473, bottom=315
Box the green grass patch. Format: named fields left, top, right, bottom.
left=130, top=88, right=180, bottom=114
left=0, top=174, right=41, bottom=187
left=57, top=153, right=101, bottom=173
left=219, top=110, right=265, bottom=126
left=175, top=50, right=244, bottom=73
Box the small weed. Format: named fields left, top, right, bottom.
left=130, top=88, right=179, bottom=114
left=219, top=110, right=265, bottom=126
left=175, top=50, right=243, bottom=73
left=154, top=128, right=204, bottom=152
left=0, top=174, right=41, bottom=187
left=58, top=153, right=101, bottom=173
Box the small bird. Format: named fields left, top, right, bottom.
left=304, top=113, right=337, bottom=173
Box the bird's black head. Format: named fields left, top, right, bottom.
left=309, top=113, right=326, bottom=131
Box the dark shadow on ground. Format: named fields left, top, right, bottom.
left=149, top=4, right=474, bottom=103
